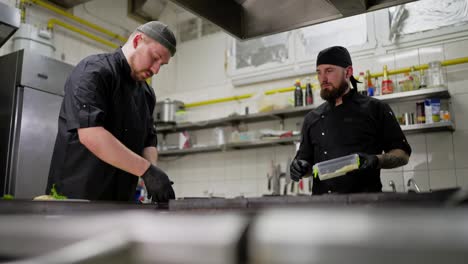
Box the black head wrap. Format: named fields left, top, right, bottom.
left=316, top=46, right=359, bottom=89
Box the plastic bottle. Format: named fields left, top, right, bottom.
left=419, top=69, right=427, bottom=89
left=366, top=70, right=375, bottom=96
left=374, top=77, right=381, bottom=96
left=381, top=65, right=394, bottom=94
left=357, top=72, right=367, bottom=95
left=294, top=79, right=303, bottom=107
left=305, top=78, right=314, bottom=105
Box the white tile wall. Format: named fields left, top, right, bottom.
left=426, top=132, right=455, bottom=170
left=429, top=169, right=457, bottom=190
left=453, top=130, right=468, bottom=169
left=403, top=170, right=430, bottom=192
left=380, top=171, right=404, bottom=192
left=456, top=169, right=468, bottom=189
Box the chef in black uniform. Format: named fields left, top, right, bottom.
left=46, top=21, right=176, bottom=202
left=290, top=46, right=411, bottom=194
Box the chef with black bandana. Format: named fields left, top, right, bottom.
left=290, top=46, right=412, bottom=194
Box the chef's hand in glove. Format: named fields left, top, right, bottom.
left=290, top=159, right=311, bottom=182
left=357, top=153, right=380, bottom=171
left=141, top=164, right=175, bottom=203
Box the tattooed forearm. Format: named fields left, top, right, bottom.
left=377, top=149, right=409, bottom=169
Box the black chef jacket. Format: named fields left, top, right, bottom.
left=296, top=88, right=411, bottom=194
left=46, top=48, right=158, bottom=201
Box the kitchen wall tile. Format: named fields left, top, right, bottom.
left=444, top=39, right=468, bottom=60
left=209, top=152, right=226, bottom=182
left=241, top=149, right=257, bottom=180
left=451, top=94, right=468, bottom=130
left=426, top=132, right=455, bottom=170
left=394, top=48, right=420, bottom=69
left=418, top=45, right=445, bottom=65
left=224, top=151, right=242, bottom=181
left=353, top=57, right=380, bottom=75
left=181, top=182, right=207, bottom=198
left=429, top=169, right=457, bottom=191
left=380, top=171, right=405, bottom=192
left=403, top=170, right=430, bottom=192
left=446, top=66, right=468, bottom=95
left=455, top=169, right=468, bottom=190
left=275, top=145, right=296, bottom=168
left=173, top=183, right=185, bottom=198
left=403, top=134, right=428, bottom=171
left=207, top=180, right=226, bottom=197
left=240, top=179, right=258, bottom=197
left=256, top=147, right=276, bottom=172
left=225, top=180, right=241, bottom=198
left=193, top=154, right=211, bottom=181
left=453, top=130, right=468, bottom=169
left=385, top=166, right=403, bottom=173
left=257, top=177, right=270, bottom=196
left=374, top=53, right=396, bottom=71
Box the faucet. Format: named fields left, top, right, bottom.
left=407, top=178, right=421, bottom=193
left=389, top=180, right=396, bottom=193
left=267, top=162, right=286, bottom=195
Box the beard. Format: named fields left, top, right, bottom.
left=320, top=78, right=349, bottom=102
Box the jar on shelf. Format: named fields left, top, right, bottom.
left=426, top=61, right=446, bottom=88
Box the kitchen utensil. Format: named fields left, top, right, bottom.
left=155, top=98, right=185, bottom=124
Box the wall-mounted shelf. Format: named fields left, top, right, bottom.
left=158, top=87, right=453, bottom=156
left=159, top=121, right=454, bottom=157
left=373, top=86, right=449, bottom=103
left=156, top=105, right=315, bottom=133
left=159, top=136, right=301, bottom=157
left=401, top=121, right=455, bottom=134
left=156, top=87, right=450, bottom=134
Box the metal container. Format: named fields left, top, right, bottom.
left=155, top=98, right=184, bottom=124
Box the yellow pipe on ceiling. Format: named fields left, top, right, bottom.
left=185, top=56, right=468, bottom=108
left=25, top=0, right=127, bottom=43
left=47, top=18, right=119, bottom=49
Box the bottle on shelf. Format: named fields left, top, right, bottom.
left=294, top=79, right=303, bottom=107
left=381, top=65, right=394, bottom=95
left=357, top=72, right=367, bottom=95
left=374, top=76, right=381, bottom=96
left=410, top=66, right=420, bottom=89
left=305, top=78, right=314, bottom=106
left=400, top=72, right=414, bottom=92
left=419, top=68, right=427, bottom=89
left=366, top=70, right=375, bottom=96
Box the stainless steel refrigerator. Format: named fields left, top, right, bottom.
left=0, top=49, right=73, bottom=198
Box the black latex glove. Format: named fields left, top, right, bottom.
left=141, top=164, right=175, bottom=203
left=357, top=153, right=380, bottom=171
left=290, top=159, right=311, bottom=182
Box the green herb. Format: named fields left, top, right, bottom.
left=51, top=184, right=67, bottom=200
left=1, top=194, right=14, bottom=200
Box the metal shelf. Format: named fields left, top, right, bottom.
left=156, top=106, right=316, bottom=133
left=401, top=121, right=455, bottom=134
left=159, top=145, right=223, bottom=156
left=159, top=122, right=455, bottom=156
left=156, top=87, right=450, bottom=134
left=159, top=136, right=301, bottom=157
left=373, top=86, right=449, bottom=103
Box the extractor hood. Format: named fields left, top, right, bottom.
left=169, top=0, right=419, bottom=40
left=0, top=2, right=20, bottom=48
